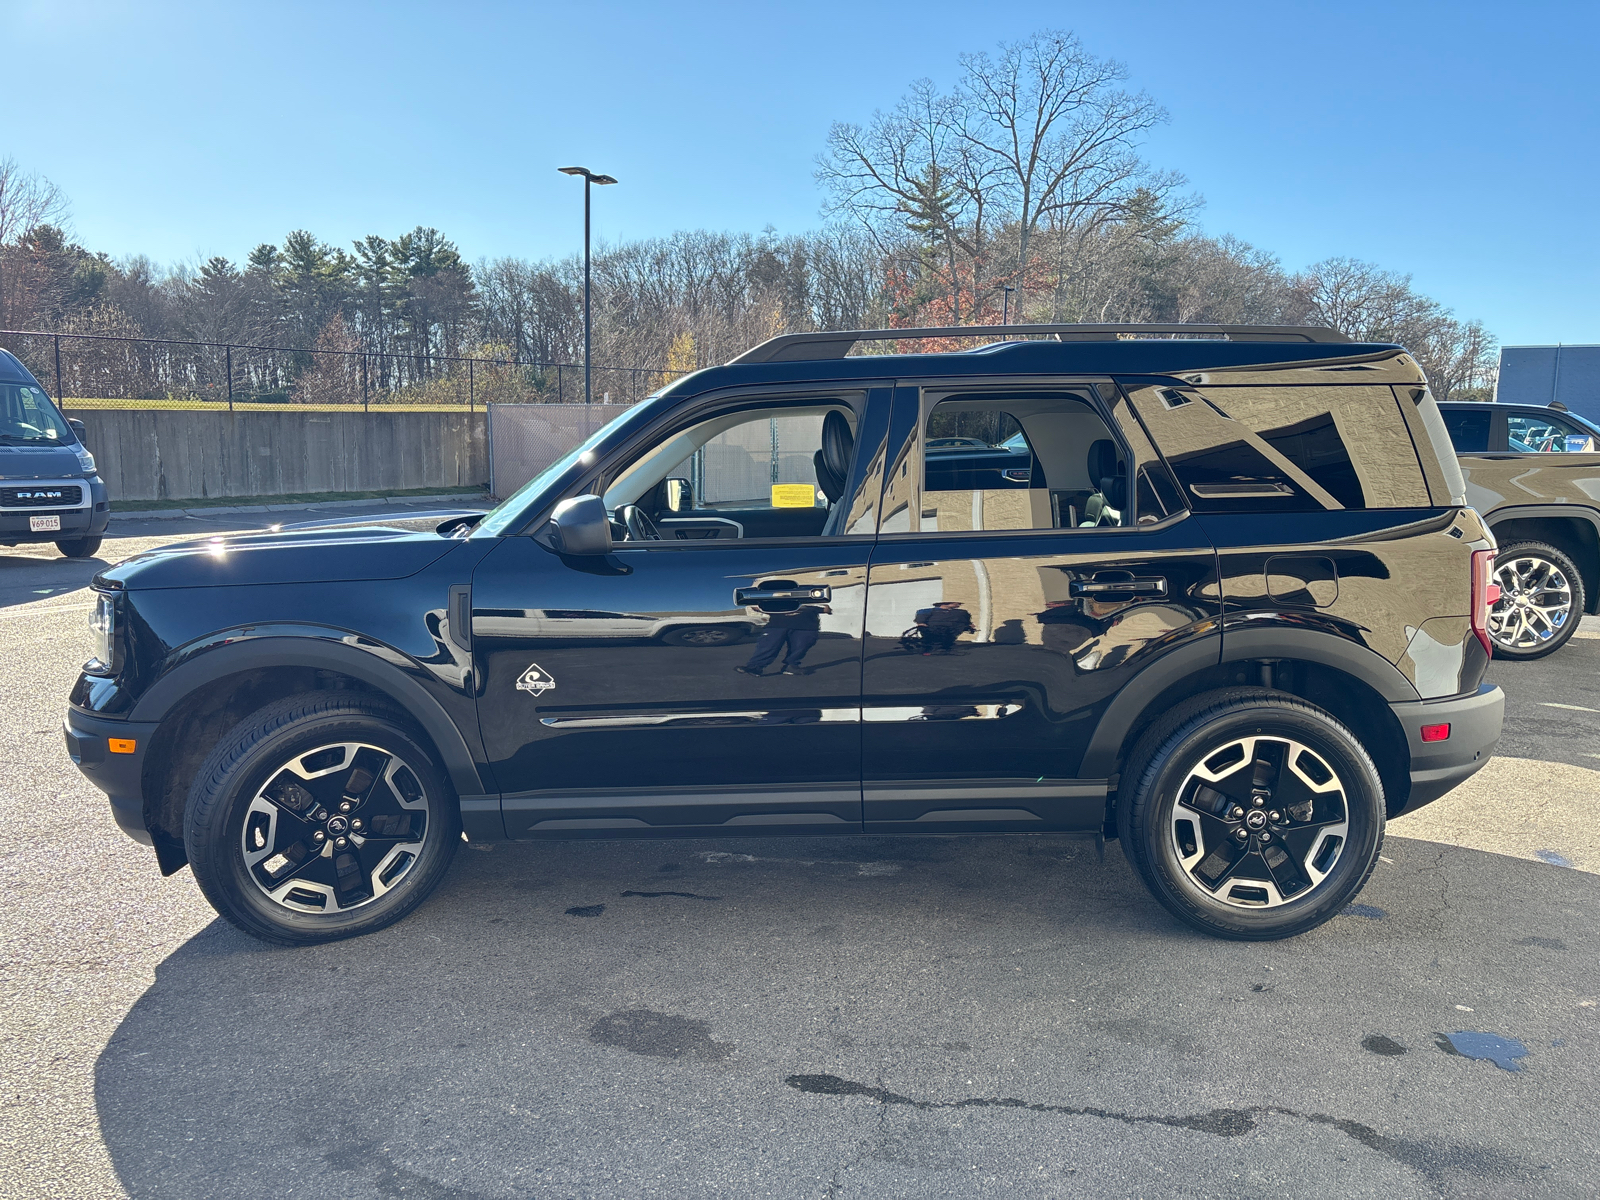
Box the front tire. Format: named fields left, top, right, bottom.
left=56, top=536, right=103, bottom=558
left=1488, top=541, right=1584, bottom=660
left=184, top=694, right=460, bottom=945
left=1117, top=689, right=1385, bottom=940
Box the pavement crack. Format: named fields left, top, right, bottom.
left=785, top=1075, right=1531, bottom=1185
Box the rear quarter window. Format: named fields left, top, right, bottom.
left=1122, top=381, right=1433, bottom=511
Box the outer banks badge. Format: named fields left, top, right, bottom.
left=516, top=663, right=556, bottom=695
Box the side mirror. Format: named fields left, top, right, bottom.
left=67, top=417, right=88, bottom=444
left=548, top=494, right=613, bottom=556
left=664, top=477, right=691, bottom=513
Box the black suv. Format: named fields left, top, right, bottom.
left=65, top=324, right=1504, bottom=945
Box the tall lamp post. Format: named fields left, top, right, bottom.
left=558, top=166, right=618, bottom=404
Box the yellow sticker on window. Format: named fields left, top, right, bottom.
left=771, top=483, right=817, bottom=508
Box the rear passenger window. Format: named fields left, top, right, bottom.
left=1123, top=382, right=1432, bottom=511
left=1443, top=407, right=1492, bottom=453
left=908, top=393, right=1127, bottom=532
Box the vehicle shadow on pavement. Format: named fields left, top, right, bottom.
left=94, top=835, right=1599, bottom=1199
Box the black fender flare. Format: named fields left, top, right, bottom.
left=129, top=630, right=490, bottom=803
left=1078, top=626, right=1418, bottom=778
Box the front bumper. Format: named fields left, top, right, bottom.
left=64, top=707, right=158, bottom=845
left=0, top=478, right=109, bottom=543
left=1388, top=683, right=1504, bottom=817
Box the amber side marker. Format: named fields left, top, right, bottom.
left=108, top=738, right=137, bottom=754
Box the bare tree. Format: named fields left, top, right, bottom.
left=0, top=157, right=71, bottom=329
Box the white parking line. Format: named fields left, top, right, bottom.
left=1540, top=702, right=1600, bottom=713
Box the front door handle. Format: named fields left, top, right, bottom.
left=735, top=585, right=832, bottom=605
left=1069, top=575, right=1168, bottom=598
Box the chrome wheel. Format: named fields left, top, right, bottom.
left=1489, top=553, right=1573, bottom=652
left=1169, top=736, right=1349, bottom=909
left=241, top=742, right=430, bottom=914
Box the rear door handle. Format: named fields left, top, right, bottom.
left=735, top=585, right=832, bottom=604
left=1069, top=575, right=1167, bottom=598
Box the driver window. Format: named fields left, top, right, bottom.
left=1507, top=412, right=1596, bottom=453
left=604, top=400, right=861, bottom=542
left=913, top=393, right=1128, bottom=532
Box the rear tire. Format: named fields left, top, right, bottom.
left=184, top=693, right=460, bottom=946
left=1117, top=688, right=1385, bottom=940
left=1488, top=541, right=1584, bottom=660
left=56, top=536, right=103, bottom=558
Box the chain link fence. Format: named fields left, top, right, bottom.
left=0, top=329, right=685, bottom=411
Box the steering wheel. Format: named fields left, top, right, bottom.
left=618, top=504, right=662, bottom=541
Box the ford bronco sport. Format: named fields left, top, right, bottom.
left=65, top=323, right=1504, bottom=944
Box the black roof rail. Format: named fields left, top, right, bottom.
left=728, top=323, right=1351, bottom=364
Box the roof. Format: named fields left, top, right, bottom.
left=662, top=335, right=1412, bottom=400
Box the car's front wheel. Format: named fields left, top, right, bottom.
left=1488, top=541, right=1584, bottom=660
left=56, top=536, right=103, bottom=559
left=184, top=694, right=460, bottom=945
left=1117, top=689, right=1385, bottom=940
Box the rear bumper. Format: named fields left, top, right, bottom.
left=64, top=707, right=158, bottom=845
left=1388, top=683, right=1504, bottom=817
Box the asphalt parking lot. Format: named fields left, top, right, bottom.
left=2, top=512, right=1597, bottom=1199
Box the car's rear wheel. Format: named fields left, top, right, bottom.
left=1117, top=689, right=1385, bottom=940
left=1488, top=541, right=1584, bottom=660
left=184, top=694, right=460, bottom=945
left=661, top=625, right=741, bottom=647
left=56, top=536, right=103, bottom=558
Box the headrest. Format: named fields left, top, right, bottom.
left=1088, top=439, right=1121, bottom=483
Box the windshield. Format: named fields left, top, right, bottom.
left=0, top=382, right=71, bottom=444
left=473, top=397, right=666, bottom=537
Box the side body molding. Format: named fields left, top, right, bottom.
left=128, top=631, right=495, bottom=825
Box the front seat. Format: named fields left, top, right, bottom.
left=813, top=410, right=854, bottom=505
left=1080, top=439, right=1126, bottom=527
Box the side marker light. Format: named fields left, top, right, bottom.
left=1420, top=724, right=1450, bottom=743
left=108, top=738, right=137, bottom=754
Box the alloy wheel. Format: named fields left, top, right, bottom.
left=1489, top=554, right=1573, bottom=651
left=241, top=742, right=430, bottom=914
left=1169, top=736, right=1349, bottom=908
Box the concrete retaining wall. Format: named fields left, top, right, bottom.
left=64, top=409, right=488, bottom=502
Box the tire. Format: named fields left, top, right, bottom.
left=1116, top=688, right=1385, bottom=941
left=184, top=693, right=461, bottom=946
left=661, top=624, right=742, bottom=647
left=1488, top=541, right=1584, bottom=660
left=56, top=536, right=103, bottom=558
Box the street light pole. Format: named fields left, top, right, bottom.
left=558, top=166, right=618, bottom=405
left=1002, top=285, right=1015, bottom=326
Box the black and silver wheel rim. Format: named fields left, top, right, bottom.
left=1169, top=736, right=1350, bottom=908
left=1489, top=554, right=1573, bottom=651
left=241, top=742, right=430, bottom=914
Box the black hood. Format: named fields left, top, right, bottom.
left=97, top=524, right=467, bottom=590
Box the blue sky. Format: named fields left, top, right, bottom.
left=3, top=0, right=1596, bottom=345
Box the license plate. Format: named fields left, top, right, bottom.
left=29, top=515, right=60, bottom=532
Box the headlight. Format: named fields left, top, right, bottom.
left=87, top=592, right=115, bottom=672
left=74, top=445, right=96, bottom=474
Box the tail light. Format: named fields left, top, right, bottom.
left=1471, top=549, right=1498, bottom=657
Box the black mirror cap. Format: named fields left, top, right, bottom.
left=548, top=494, right=613, bottom=556
left=67, top=417, right=88, bottom=443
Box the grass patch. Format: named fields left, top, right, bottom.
left=112, top=485, right=489, bottom=512
left=63, top=397, right=481, bottom=413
